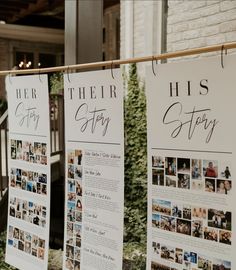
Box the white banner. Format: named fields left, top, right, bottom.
left=5, top=75, right=51, bottom=270
left=146, top=56, right=236, bottom=270
left=63, top=69, right=124, bottom=270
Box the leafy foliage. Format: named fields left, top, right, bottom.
left=49, top=72, right=63, bottom=94
left=123, top=64, right=147, bottom=267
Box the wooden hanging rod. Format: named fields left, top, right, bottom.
left=1, top=42, right=236, bottom=76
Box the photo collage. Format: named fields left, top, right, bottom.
left=152, top=199, right=232, bottom=246
left=152, top=156, right=232, bottom=195
left=9, top=196, right=47, bottom=228
left=151, top=240, right=231, bottom=270
left=10, top=167, right=47, bottom=195
left=8, top=225, right=46, bottom=261
left=65, top=149, right=83, bottom=270
left=11, top=139, right=48, bottom=165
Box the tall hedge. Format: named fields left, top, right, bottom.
left=124, top=63, right=147, bottom=247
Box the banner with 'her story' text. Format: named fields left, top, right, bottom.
left=5, top=75, right=51, bottom=270
left=63, top=69, right=124, bottom=270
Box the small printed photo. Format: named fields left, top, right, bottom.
left=160, top=245, right=175, bottom=262
left=198, top=255, right=212, bottom=270
left=18, top=241, right=24, bottom=251
left=76, top=198, right=82, bottom=211
left=42, top=143, right=47, bottom=156
left=68, top=179, right=76, bottom=193
left=74, top=223, right=82, bottom=239
left=34, top=142, right=42, bottom=155
left=76, top=211, right=82, bottom=223
left=192, top=180, right=204, bottom=191
left=205, top=178, right=216, bottom=193
left=23, top=152, right=29, bottom=162
left=19, top=230, right=25, bottom=242
left=183, top=205, right=191, bottom=220
left=38, top=174, right=47, bottom=184
left=177, top=158, right=190, bottom=174
left=152, top=169, right=164, bottom=186
left=74, top=247, right=80, bottom=261
left=66, top=244, right=74, bottom=260
left=75, top=150, right=83, bottom=165
left=152, top=241, right=160, bottom=256
left=10, top=176, right=16, bottom=187
left=192, top=220, right=203, bottom=238
left=13, top=227, right=19, bottom=239
left=218, top=161, right=231, bottom=180
left=76, top=180, right=83, bottom=196
left=29, top=142, right=34, bottom=155
left=65, top=258, right=74, bottom=270
left=67, top=222, right=74, bottom=237
left=25, top=241, right=31, bottom=254
left=22, top=141, right=29, bottom=152
left=165, top=176, right=177, bottom=187
left=8, top=239, right=13, bottom=246
left=68, top=150, right=75, bottom=164
left=74, top=260, right=80, bottom=270
left=204, top=227, right=218, bottom=242
left=212, top=258, right=231, bottom=270
left=41, top=155, right=47, bottom=165
left=8, top=226, right=14, bottom=239
left=68, top=165, right=75, bottom=179
left=192, top=159, right=202, bottom=179
left=16, top=140, right=23, bottom=160
left=13, top=239, right=18, bottom=248
left=75, top=166, right=82, bottom=180
left=172, top=203, right=182, bottom=218
left=175, top=248, right=183, bottom=264
left=76, top=237, right=81, bottom=248
left=32, top=248, right=38, bottom=257
left=11, top=140, right=16, bottom=147
left=37, top=183, right=42, bottom=194
left=177, top=174, right=190, bottom=189
left=160, top=215, right=176, bottom=232
left=38, top=247, right=45, bottom=260
left=68, top=192, right=76, bottom=202
left=219, top=230, right=231, bottom=245
left=184, top=251, right=197, bottom=264
left=152, top=199, right=171, bottom=216
left=41, top=184, right=47, bottom=195
left=9, top=206, right=16, bottom=217
left=66, top=236, right=74, bottom=246
left=68, top=201, right=76, bottom=212
left=176, top=219, right=191, bottom=236
left=11, top=147, right=16, bottom=159
left=203, top=160, right=218, bottom=178
left=217, top=179, right=232, bottom=195
left=152, top=214, right=161, bottom=228
left=208, top=209, right=231, bottom=231
left=192, top=207, right=207, bottom=219
left=152, top=156, right=164, bottom=168
left=32, top=235, right=38, bottom=249
left=165, top=157, right=176, bottom=176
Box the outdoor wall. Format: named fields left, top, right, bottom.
left=167, top=0, right=236, bottom=59
left=120, top=0, right=236, bottom=77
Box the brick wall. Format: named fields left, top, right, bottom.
left=120, top=0, right=236, bottom=76
left=167, top=0, right=236, bottom=60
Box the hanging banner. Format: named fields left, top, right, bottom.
left=63, top=69, right=124, bottom=270
left=146, top=56, right=235, bottom=270
left=5, top=75, right=51, bottom=270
